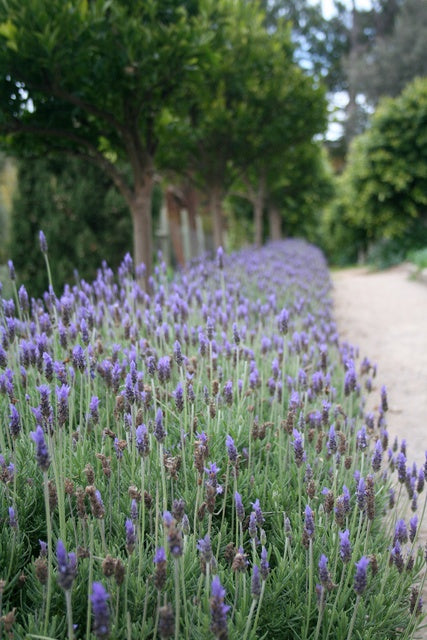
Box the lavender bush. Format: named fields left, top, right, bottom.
left=0, top=238, right=426, bottom=639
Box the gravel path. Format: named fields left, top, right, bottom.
left=332, top=264, right=427, bottom=638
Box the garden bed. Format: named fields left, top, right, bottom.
left=0, top=239, right=425, bottom=639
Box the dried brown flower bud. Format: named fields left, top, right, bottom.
left=114, top=558, right=125, bottom=586
left=84, top=463, right=95, bottom=485
left=232, top=550, right=248, bottom=573
left=344, top=456, right=352, bottom=470
left=64, top=478, right=74, bottom=495
left=224, top=543, right=236, bottom=565
left=144, top=491, right=153, bottom=509
left=128, top=485, right=142, bottom=502
left=35, top=557, right=48, bottom=585
left=163, top=454, right=181, bottom=480
left=197, top=502, right=207, bottom=521
left=316, top=432, right=324, bottom=455
left=75, top=486, right=87, bottom=520
left=1, top=607, right=16, bottom=634
left=209, top=401, right=216, bottom=419
left=102, top=555, right=116, bottom=578
left=48, top=479, right=58, bottom=510
left=307, top=480, right=316, bottom=499
left=369, top=554, right=378, bottom=576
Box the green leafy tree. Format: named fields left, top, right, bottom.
left=10, top=156, right=131, bottom=297
left=0, top=0, right=210, bottom=281
left=328, top=77, right=427, bottom=261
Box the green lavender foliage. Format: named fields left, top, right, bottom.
left=0, top=240, right=425, bottom=639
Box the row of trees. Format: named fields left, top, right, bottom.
left=0, top=0, right=330, bottom=287
left=1, top=0, right=426, bottom=289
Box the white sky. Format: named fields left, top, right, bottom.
left=321, top=0, right=373, bottom=18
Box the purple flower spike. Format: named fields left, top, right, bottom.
left=9, top=404, right=21, bottom=437
left=251, top=498, right=264, bottom=526
left=251, top=565, right=261, bottom=597
left=292, top=429, right=305, bottom=467
left=210, top=575, right=230, bottom=639
left=304, top=505, right=315, bottom=538
left=260, top=546, right=270, bottom=580
left=354, top=556, right=369, bottom=595
left=339, top=529, right=352, bottom=563
left=154, top=408, right=166, bottom=443
left=91, top=582, right=110, bottom=639
left=39, top=230, right=48, bottom=253
left=410, top=515, right=418, bottom=543
left=278, top=308, right=289, bottom=334
left=394, top=519, right=408, bottom=545
left=56, top=539, right=77, bottom=591
left=371, top=439, right=382, bottom=472
left=154, top=547, right=166, bottom=564
left=197, top=534, right=213, bottom=563
left=125, top=518, right=136, bottom=553
left=135, top=423, right=149, bottom=456
left=397, top=452, right=407, bottom=483
left=7, top=259, right=15, bottom=281
left=30, top=425, right=50, bottom=471
left=226, top=435, right=237, bottom=463
left=234, top=492, right=245, bottom=522
left=318, top=554, right=332, bottom=588
left=9, top=506, right=17, bottom=529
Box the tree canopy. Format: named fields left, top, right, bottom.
left=326, top=77, right=427, bottom=261
left=0, top=0, right=332, bottom=275
left=0, top=0, right=212, bottom=280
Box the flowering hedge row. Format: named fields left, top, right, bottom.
left=0, top=237, right=425, bottom=639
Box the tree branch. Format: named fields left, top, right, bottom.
left=1, top=120, right=134, bottom=205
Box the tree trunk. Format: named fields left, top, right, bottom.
left=130, top=176, right=154, bottom=286
left=269, top=206, right=282, bottom=241
left=165, top=187, right=185, bottom=268
left=253, top=176, right=265, bottom=248
left=209, top=184, right=224, bottom=250
left=184, top=182, right=199, bottom=259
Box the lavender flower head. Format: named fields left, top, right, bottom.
left=397, top=452, right=407, bottom=483
left=251, top=564, right=261, bottom=598
left=197, top=534, right=213, bottom=563
left=394, top=519, right=408, bottom=545
left=39, top=230, right=48, bottom=253
left=318, top=554, right=332, bottom=589
left=56, top=539, right=77, bottom=591
left=154, top=408, right=166, bottom=443
left=135, top=423, right=149, bottom=456
left=9, top=404, right=21, bottom=437
left=304, top=505, right=315, bottom=538
left=339, top=529, right=352, bottom=563
left=251, top=498, right=264, bottom=526
left=125, top=518, right=136, bottom=553
left=30, top=425, right=50, bottom=471
left=410, top=515, right=418, bottom=543
left=354, top=556, right=369, bottom=595
left=292, top=429, right=305, bottom=467
left=226, top=435, right=238, bottom=464
left=9, top=506, right=17, bottom=529
left=260, top=546, right=270, bottom=580
left=210, top=575, right=230, bottom=639
left=234, top=491, right=245, bottom=522
left=91, top=582, right=110, bottom=639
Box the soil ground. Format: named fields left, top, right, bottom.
left=332, top=264, right=427, bottom=638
